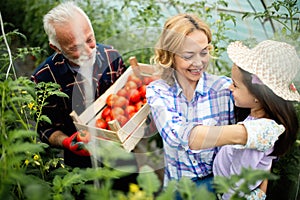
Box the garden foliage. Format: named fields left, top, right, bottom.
left=0, top=0, right=299, bottom=199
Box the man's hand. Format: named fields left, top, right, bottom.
left=62, top=131, right=91, bottom=156
left=238, top=118, right=285, bottom=151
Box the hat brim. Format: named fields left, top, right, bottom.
left=227, top=41, right=253, bottom=74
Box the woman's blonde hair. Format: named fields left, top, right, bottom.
left=152, top=14, right=212, bottom=84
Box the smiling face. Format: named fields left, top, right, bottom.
left=230, top=64, right=268, bottom=118
left=174, top=30, right=210, bottom=90
left=53, top=12, right=96, bottom=67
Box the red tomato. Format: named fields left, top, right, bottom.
left=95, top=118, right=108, bottom=129
left=112, top=96, right=128, bottom=108
left=138, top=85, right=146, bottom=99
left=117, top=88, right=129, bottom=98
left=135, top=100, right=145, bottom=111
left=128, top=111, right=137, bottom=119
left=106, top=94, right=118, bottom=107
left=101, top=106, right=111, bottom=119
left=125, top=80, right=138, bottom=91
left=111, top=107, right=125, bottom=119
left=77, top=130, right=91, bottom=143
left=128, top=74, right=143, bottom=87
left=116, top=115, right=128, bottom=126
left=142, top=98, right=147, bottom=104
left=105, top=115, right=112, bottom=123
left=129, top=89, right=141, bottom=104
left=125, top=105, right=136, bottom=117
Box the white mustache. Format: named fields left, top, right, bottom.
left=79, top=48, right=96, bottom=61
left=71, top=48, right=96, bottom=67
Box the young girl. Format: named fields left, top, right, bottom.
left=213, top=40, right=300, bottom=199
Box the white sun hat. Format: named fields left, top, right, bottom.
left=227, top=40, right=300, bottom=102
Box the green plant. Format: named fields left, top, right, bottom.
left=0, top=76, right=60, bottom=199
left=0, top=25, right=45, bottom=78
left=0, top=73, right=136, bottom=199
left=242, top=0, right=300, bottom=50
left=266, top=102, right=300, bottom=200
left=214, top=168, right=278, bottom=200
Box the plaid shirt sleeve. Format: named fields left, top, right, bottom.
left=146, top=80, right=197, bottom=149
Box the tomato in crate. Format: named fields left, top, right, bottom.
left=70, top=57, right=159, bottom=152
left=95, top=118, right=108, bottom=129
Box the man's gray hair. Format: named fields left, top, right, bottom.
left=43, top=1, right=93, bottom=48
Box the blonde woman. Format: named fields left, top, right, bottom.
left=146, top=14, right=284, bottom=195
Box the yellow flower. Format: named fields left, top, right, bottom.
left=129, top=183, right=140, bottom=193
left=28, top=102, right=35, bottom=110
left=216, top=19, right=221, bottom=24
left=33, top=154, right=39, bottom=160
left=25, top=159, right=29, bottom=165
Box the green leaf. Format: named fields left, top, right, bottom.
left=214, top=176, right=231, bottom=194
left=193, top=187, right=216, bottom=200
left=51, top=91, right=69, bottom=98
left=156, top=180, right=176, bottom=200
left=9, top=129, right=37, bottom=140
left=6, top=142, right=45, bottom=154
left=52, top=175, right=63, bottom=192
left=177, top=177, right=197, bottom=200
left=214, top=168, right=278, bottom=198
left=39, top=115, right=52, bottom=124
left=137, top=165, right=161, bottom=195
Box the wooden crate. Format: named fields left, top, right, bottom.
left=70, top=58, right=158, bottom=152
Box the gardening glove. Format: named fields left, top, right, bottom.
left=62, top=131, right=91, bottom=156
left=235, top=118, right=285, bottom=151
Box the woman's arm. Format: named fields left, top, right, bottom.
left=189, top=118, right=285, bottom=151
left=189, top=124, right=247, bottom=150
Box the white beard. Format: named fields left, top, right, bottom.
left=69, top=47, right=97, bottom=68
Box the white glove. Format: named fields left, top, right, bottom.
left=236, top=118, right=285, bottom=151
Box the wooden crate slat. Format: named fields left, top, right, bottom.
left=121, top=119, right=147, bottom=152
left=74, top=122, right=120, bottom=143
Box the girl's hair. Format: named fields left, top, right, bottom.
left=239, top=67, right=299, bottom=157
left=43, top=1, right=93, bottom=48
left=152, top=14, right=212, bottom=85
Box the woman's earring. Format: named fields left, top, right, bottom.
left=254, top=99, right=258, bottom=103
